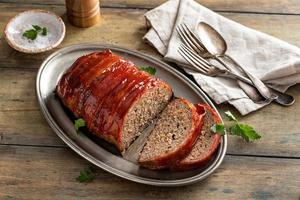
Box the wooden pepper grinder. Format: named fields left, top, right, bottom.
left=66, top=0, right=101, bottom=28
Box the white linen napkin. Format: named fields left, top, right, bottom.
left=143, top=0, right=300, bottom=115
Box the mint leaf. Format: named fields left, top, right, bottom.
left=140, top=66, right=156, bottom=75
left=211, top=123, right=226, bottom=135
left=42, top=27, right=47, bottom=36
left=74, top=118, right=86, bottom=131
left=76, top=167, right=95, bottom=183
left=225, top=111, right=238, bottom=122
left=22, top=29, right=37, bottom=40
left=229, top=123, right=261, bottom=142
left=32, top=25, right=42, bottom=32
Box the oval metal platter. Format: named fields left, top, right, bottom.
left=36, top=43, right=227, bottom=186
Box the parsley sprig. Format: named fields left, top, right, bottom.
left=76, top=167, right=95, bottom=183
left=211, top=111, right=261, bottom=142
left=74, top=118, right=86, bottom=132
left=140, top=66, right=156, bottom=75
left=22, top=25, right=47, bottom=40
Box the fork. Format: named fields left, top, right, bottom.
left=177, top=23, right=281, bottom=100
left=179, top=44, right=297, bottom=106
left=176, top=24, right=212, bottom=59
left=176, top=24, right=296, bottom=106
left=176, top=24, right=266, bottom=102
left=178, top=44, right=274, bottom=90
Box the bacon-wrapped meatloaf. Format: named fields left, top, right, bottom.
left=56, top=50, right=173, bottom=152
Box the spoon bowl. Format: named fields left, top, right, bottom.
left=197, top=22, right=227, bottom=56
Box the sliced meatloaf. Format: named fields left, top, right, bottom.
left=174, top=104, right=221, bottom=170
left=138, top=98, right=204, bottom=169
left=56, top=50, right=173, bottom=153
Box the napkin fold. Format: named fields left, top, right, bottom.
left=143, top=0, right=300, bottom=115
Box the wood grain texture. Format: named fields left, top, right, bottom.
left=0, top=1, right=299, bottom=198
left=0, top=110, right=64, bottom=147
left=0, top=145, right=299, bottom=200
left=0, top=0, right=300, bottom=14
left=0, top=3, right=299, bottom=158
left=0, top=69, right=299, bottom=157
left=0, top=68, right=37, bottom=111
left=1, top=4, right=300, bottom=70
left=0, top=4, right=156, bottom=69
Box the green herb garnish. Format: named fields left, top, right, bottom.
left=224, top=111, right=238, bottom=122
left=32, top=25, right=42, bottom=31
left=76, top=167, right=95, bottom=183
left=22, top=29, right=38, bottom=40
left=210, top=123, right=226, bottom=135
left=229, top=123, right=261, bottom=142
left=42, top=27, right=47, bottom=36
left=211, top=111, right=261, bottom=142
left=140, top=66, right=156, bottom=75
left=22, top=25, right=48, bottom=40
left=74, top=118, right=86, bottom=132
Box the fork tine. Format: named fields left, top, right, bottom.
left=179, top=24, right=205, bottom=53
left=180, top=24, right=204, bottom=52
left=178, top=47, right=208, bottom=74
left=177, top=25, right=205, bottom=54
left=177, top=24, right=212, bottom=66
left=181, top=44, right=211, bottom=67
left=179, top=35, right=211, bottom=65
left=178, top=45, right=211, bottom=74
left=176, top=26, right=198, bottom=52
left=182, top=23, right=207, bottom=50
left=181, top=44, right=211, bottom=70
left=178, top=46, right=205, bottom=72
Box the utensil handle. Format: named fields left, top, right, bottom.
left=237, top=80, right=265, bottom=102
left=220, top=70, right=294, bottom=106
left=221, top=71, right=253, bottom=85
left=213, top=57, right=267, bottom=102
left=223, top=54, right=277, bottom=100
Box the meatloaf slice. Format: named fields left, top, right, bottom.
left=138, top=98, right=204, bottom=169
left=174, top=104, right=221, bottom=170
left=56, top=50, right=173, bottom=153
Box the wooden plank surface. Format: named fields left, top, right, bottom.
left=0, top=0, right=300, bottom=14
left=0, top=145, right=299, bottom=200
left=2, top=4, right=300, bottom=70
left=0, top=1, right=299, bottom=199
left=0, top=3, right=299, bottom=158
left=0, top=68, right=37, bottom=111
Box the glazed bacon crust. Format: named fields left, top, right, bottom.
left=56, top=50, right=167, bottom=151
left=173, top=104, right=222, bottom=171
left=139, top=98, right=205, bottom=169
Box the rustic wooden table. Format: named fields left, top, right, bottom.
left=0, top=0, right=299, bottom=199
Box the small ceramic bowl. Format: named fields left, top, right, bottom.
left=4, top=9, right=66, bottom=53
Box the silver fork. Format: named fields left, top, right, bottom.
left=177, top=23, right=280, bottom=101
left=177, top=24, right=296, bottom=106
left=176, top=24, right=212, bottom=59
left=176, top=24, right=265, bottom=102
left=178, top=44, right=272, bottom=89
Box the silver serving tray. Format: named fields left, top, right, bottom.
left=36, top=43, right=227, bottom=186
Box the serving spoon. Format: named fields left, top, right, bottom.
left=197, top=22, right=295, bottom=106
